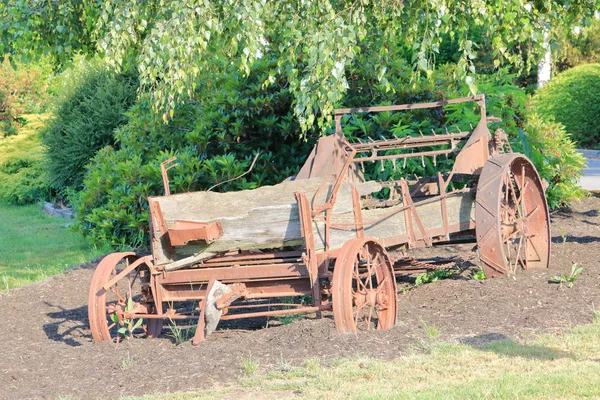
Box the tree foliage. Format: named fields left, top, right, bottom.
left=2, top=1, right=598, bottom=133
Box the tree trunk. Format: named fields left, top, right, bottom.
left=537, top=27, right=551, bottom=89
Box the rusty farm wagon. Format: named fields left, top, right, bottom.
left=88, top=94, right=550, bottom=344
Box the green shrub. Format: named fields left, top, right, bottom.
left=513, top=114, right=587, bottom=209
left=72, top=56, right=314, bottom=248
left=0, top=114, right=52, bottom=204
left=531, top=64, right=600, bottom=148
left=42, top=59, right=138, bottom=191
left=0, top=58, right=52, bottom=137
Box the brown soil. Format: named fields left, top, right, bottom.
left=2, top=197, right=600, bottom=400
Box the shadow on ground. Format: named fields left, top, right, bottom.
left=461, top=333, right=571, bottom=361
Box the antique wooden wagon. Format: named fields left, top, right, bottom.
left=88, top=95, right=550, bottom=344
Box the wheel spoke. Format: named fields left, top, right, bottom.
left=353, top=271, right=368, bottom=294
left=376, top=276, right=388, bottom=294
left=513, top=235, right=524, bottom=272
left=366, top=252, right=374, bottom=290
left=507, top=175, right=521, bottom=218
left=366, top=306, right=373, bottom=330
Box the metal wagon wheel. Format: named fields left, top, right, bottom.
left=476, top=154, right=550, bottom=278
left=88, top=252, right=162, bottom=343
left=332, top=239, right=397, bottom=333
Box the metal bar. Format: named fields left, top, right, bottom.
left=334, top=95, right=484, bottom=115
left=401, top=179, right=432, bottom=247
left=295, top=192, right=322, bottom=318
left=220, top=305, right=327, bottom=320
left=159, top=279, right=313, bottom=302
left=226, top=303, right=307, bottom=309
left=311, top=141, right=357, bottom=216
left=159, top=263, right=309, bottom=285
left=353, top=147, right=460, bottom=164
left=439, top=173, right=450, bottom=240
left=160, top=157, right=177, bottom=196
left=352, top=186, right=364, bottom=239
left=350, top=132, right=470, bottom=151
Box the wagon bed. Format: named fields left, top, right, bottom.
left=88, top=95, right=550, bottom=345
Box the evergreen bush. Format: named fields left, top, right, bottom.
left=42, top=59, right=138, bottom=191
left=531, top=64, right=600, bottom=148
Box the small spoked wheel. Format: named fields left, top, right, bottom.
left=476, top=154, right=550, bottom=278
left=332, top=239, right=397, bottom=333
left=88, top=253, right=162, bottom=343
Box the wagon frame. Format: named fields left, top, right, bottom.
left=89, top=94, right=551, bottom=345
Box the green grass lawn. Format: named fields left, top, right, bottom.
left=126, top=316, right=600, bottom=400
left=0, top=201, right=109, bottom=290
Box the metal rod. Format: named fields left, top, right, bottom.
left=334, top=95, right=484, bottom=115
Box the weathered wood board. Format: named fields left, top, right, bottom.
left=150, top=177, right=475, bottom=270
left=151, top=177, right=381, bottom=266
left=314, top=191, right=475, bottom=250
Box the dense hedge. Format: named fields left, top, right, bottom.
left=42, top=60, right=138, bottom=191
left=531, top=64, right=600, bottom=149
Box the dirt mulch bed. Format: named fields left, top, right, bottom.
left=1, top=197, right=600, bottom=400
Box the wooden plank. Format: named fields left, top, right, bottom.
left=153, top=176, right=474, bottom=270
left=154, top=178, right=381, bottom=266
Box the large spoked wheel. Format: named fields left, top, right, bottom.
left=332, top=239, right=397, bottom=333
left=476, top=154, right=550, bottom=278
left=88, top=252, right=162, bottom=343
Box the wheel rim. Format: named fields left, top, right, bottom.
left=88, top=253, right=161, bottom=343
left=332, top=239, right=397, bottom=333
left=476, top=155, right=550, bottom=278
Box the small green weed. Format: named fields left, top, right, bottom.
left=114, top=298, right=144, bottom=339
left=471, top=266, right=486, bottom=281
left=423, top=321, right=440, bottom=339
left=121, top=351, right=134, bottom=370
left=549, top=263, right=583, bottom=288
left=240, top=355, right=259, bottom=375
left=415, top=269, right=452, bottom=286
left=167, top=319, right=196, bottom=345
